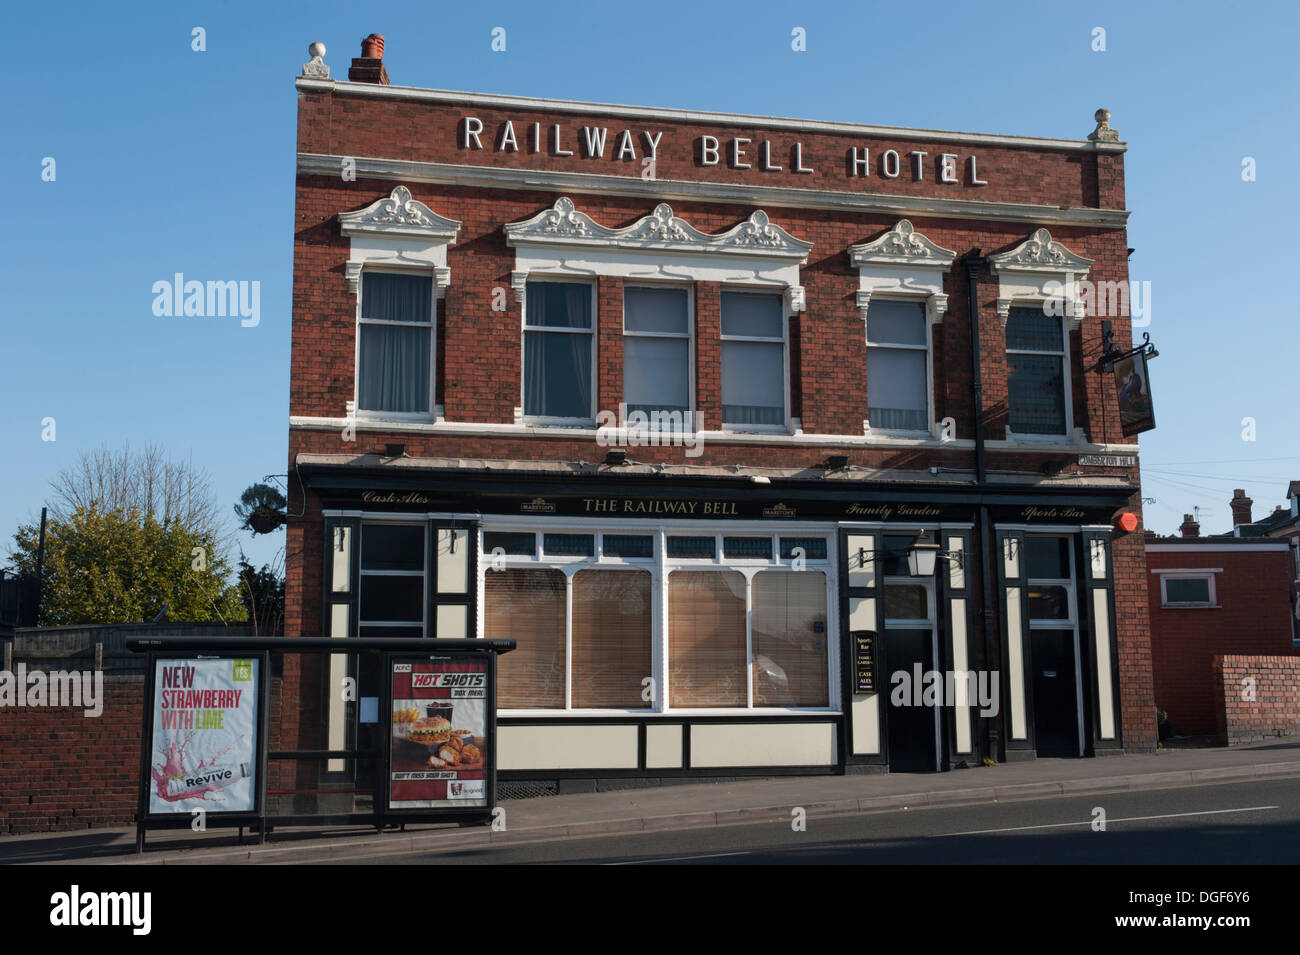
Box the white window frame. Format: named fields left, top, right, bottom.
left=338, top=185, right=461, bottom=424
left=848, top=220, right=954, bottom=439
left=719, top=287, right=791, bottom=434
left=1004, top=305, right=1074, bottom=440
left=863, top=296, right=935, bottom=436
left=621, top=281, right=696, bottom=423
left=519, top=277, right=599, bottom=426
left=1158, top=571, right=1218, bottom=608
left=505, top=198, right=811, bottom=435
left=478, top=520, right=837, bottom=717
left=989, top=228, right=1093, bottom=444
left=353, top=268, right=439, bottom=419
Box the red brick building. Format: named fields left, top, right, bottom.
left=283, top=35, right=1153, bottom=788
left=1147, top=495, right=1300, bottom=739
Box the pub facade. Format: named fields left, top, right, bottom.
left=284, top=36, right=1154, bottom=789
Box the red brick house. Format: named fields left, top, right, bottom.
left=283, top=34, right=1153, bottom=790
left=1146, top=503, right=1298, bottom=739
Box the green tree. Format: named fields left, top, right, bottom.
left=9, top=504, right=247, bottom=626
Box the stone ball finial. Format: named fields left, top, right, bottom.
left=308, top=41, right=326, bottom=59
left=1095, top=108, right=1110, bottom=124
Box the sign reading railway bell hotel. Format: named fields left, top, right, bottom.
left=458, top=115, right=991, bottom=185
left=286, top=34, right=1152, bottom=793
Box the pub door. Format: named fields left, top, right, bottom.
left=883, top=577, right=940, bottom=773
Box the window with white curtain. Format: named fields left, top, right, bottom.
left=523, top=280, right=594, bottom=421
left=357, top=272, right=434, bottom=414
left=623, top=285, right=690, bottom=417
left=720, top=290, right=786, bottom=428
left=866, top=299, right=929, bottom=432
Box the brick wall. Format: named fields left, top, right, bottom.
left=1214, top=654, right=1300, bottom=744
left=1148, top=548, right=1297, bottom=737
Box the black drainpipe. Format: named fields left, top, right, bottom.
left=964, top=252, right=999, bottom=762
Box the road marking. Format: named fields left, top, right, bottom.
left=608, top=850, right=752, bottom=865
left=940, top=805, right=1280, bottom=837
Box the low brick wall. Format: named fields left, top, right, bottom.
left=1214, top=655, right=1300, bottom=745
left=0, top=679, right=144, bottom=832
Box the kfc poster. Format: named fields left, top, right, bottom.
left=389, top=655, right=490, bottom=810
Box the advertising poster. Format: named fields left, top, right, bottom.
left=148, top=657, right=259, bottom=815
left=1115, top=351, right=1157, bottom=436
left=390, top=655, right=489, bottom=810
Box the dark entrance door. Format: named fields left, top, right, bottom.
left=885, top=628, right=937, bottom=772
left=1031, top=629, right=1079, bottom=757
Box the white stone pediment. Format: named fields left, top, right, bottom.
left=505, top=198, right=812, bottom=263
left=849, top=219, right=956, bottom=268
left=989, top=228, right=1092, bottom=274
left=339, top=185, right=462, bottom=240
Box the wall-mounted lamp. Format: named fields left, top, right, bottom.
left=853, top=530, right=963, bottom=578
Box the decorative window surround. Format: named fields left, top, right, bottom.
left=988, top=228, right=1093, bottom=328
left=849, top=220, right=955, bottom=326
left=338, top=185, right=462, bottom=295
left=505, top=198, right=811, bottom=311
left=849, top=220, right=954, bottom=440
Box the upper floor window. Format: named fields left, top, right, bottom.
left=523, top=280, right=594, bottom=421
left=1006, top=305, right=1068, bottom=436
left=623, top=285, right=691, bottom=418
left=720, top=290, right=786, bottom=429
left=357, top=272, right=434, bottom=415
left=866, top=299, right=930, bottom=432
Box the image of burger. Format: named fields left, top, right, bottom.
left=407, top=715, right=453, bottom=746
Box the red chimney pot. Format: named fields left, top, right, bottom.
left=361, top=34, right=385, bottom=58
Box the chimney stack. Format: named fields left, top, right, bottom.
left=348, top=34, right=390, bottom=85
left=1230, top=488, right=1253, bottom=527
left=1179, top=513, right=1200, bottom=538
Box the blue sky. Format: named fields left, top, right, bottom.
left=2, top=0, right=1297, bottom=578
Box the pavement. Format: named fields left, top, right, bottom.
left=4, top=738, right=1299, bottom=864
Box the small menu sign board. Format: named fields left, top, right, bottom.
left=852, top=630, right=876, bottom=694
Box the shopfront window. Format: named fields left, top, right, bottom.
left=668, top=570, right=748, bottom=707
left=1006, top=306, right=1068, bottom=436
left=487, top=568, right=566, bottom=708
left=482, top=526, right=834, bottom=713
left=624, top=285, right=690, bottom=418
left=357, top=272, right=434, bottom=415
left=866, top=299, right=929, bottom=432
left=720, top=290, right=786, bottom=428
left=523, top=280, right=594, bottom=421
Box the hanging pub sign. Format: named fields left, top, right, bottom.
left=852, top=630, right=877, bottom=694
left=1115, top=350, right=1156, bottom=436
left=144, top=655, right=264, bottom=816
left=387, top=653, right=495, bottom=817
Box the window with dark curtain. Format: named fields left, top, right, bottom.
left=358, top=272, right=433, bottom=414
left=524, top=281, right=593, bottom=419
